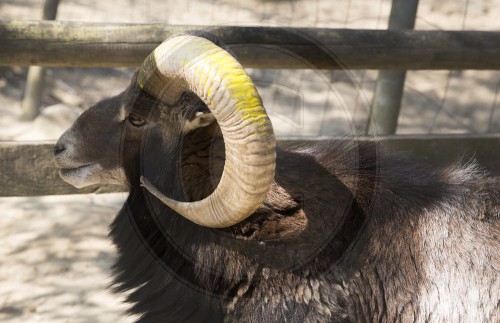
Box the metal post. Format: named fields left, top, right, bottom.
left=20, top=0, right=60, bottom=120
left=367, top=0, right=419, bottom=135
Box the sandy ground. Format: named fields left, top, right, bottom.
left=0, top=193, right=134, bottom=323
left=1, top=0, right=500, bottom=322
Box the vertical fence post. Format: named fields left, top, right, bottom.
left=20, top=0, right=60, bottom=121
left=367, top=0, right=419, bottom=135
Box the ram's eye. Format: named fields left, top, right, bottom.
left=128, top=113, right=146, bottom=127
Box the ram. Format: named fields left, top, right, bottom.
left=54, top=32, right=499, bottom=322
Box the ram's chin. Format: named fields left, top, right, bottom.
left=59, top=164, right=102, bottom=188
left=59, top=164, right=127, bottom=188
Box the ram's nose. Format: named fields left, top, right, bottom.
left=54, top=142, right=66, bottom=156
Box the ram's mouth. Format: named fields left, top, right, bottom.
left=58, top=164, right=94, bottom=174
left=57, top=164, right=100, bottom=188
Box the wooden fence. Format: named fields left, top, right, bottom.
left=2, top=135, right=500, bottom=197
left=1, top=21, right=500, bottom=69
left=1, top=21, right=500, bottom=197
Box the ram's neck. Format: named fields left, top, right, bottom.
left=180, top=123, right=225, bottom=201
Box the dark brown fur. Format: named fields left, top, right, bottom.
left=56, top=81, right=499, bottom=322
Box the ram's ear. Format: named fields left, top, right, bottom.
left=184, top=111, right=216, bottom=133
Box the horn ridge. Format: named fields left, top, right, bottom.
left=139, top=34, right=276, bottom=228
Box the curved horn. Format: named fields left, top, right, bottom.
left=137, top=34, right=276, bottom=228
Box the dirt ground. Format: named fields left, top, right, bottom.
left=1, top=0, right=499, bottom=322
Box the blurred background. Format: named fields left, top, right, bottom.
left=1, top=0, right=499, bottom=322
left=2, top=0, right=500, bottom=139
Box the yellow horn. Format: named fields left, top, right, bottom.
left=139, top=35, right=276, bottom=228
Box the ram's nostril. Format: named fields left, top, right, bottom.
left=54, top=143, right=66, bottom=155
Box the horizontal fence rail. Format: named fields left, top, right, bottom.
left=0, top=141, right=125, bottom=196
left=1, top=21, right=500, bottom=69
left=1, top=135, right=500, bottom=197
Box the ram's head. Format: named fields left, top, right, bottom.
left=55, top=33, right=276, bottom=228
